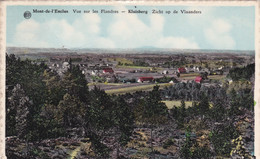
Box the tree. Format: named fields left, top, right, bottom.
left=40, top=69, right=66, bottom=139
left=199, top=72, right=208, bottom=80
left=6, top=54, right=22, bottom=87
left=181, top=126, right=212, bottom=158
left=227, top=63, right=255, bottom=81
left=57, top=93, right=86, bottom=133
left=134, top=85, right=168, bottom=158
left=197, top=93, right=210, bottom=117
left=112, top=95, right=134, bottom=158
left=43, top=69, right=64, bottom=106
left=177, top=72, right=180, bottom=78
left=228, top=89, right=241, bottom=116
left=210, top=99, right=226, bottom=122
left=84, top=86, right=114, bottom=157
left=61, top=63, right=89, bottom=103
left=6, top=88, right=16, bottom=136
left=177, top=100, right=186, bottom=128
left=7, top=84, right=34, bottom=158
left=180, top=127, right=193, bottom=158
left=6, top=54, right=48, bottom=141
left=8, top=84, right=31, bottom=139
left=88, top=132, right=110, bottom=158
left=39, top=103, right=65, bottom=139
left=209, top=120, right=239, bottom=157
left=88, top=86, right=114, bottom=133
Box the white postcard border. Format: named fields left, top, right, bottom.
left=0, top=1, right=258, bottom=159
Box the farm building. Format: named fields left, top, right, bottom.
left=62, top=62, right=70, bottom=69
left=91, top=70, right=100, bottom=75
left=193, top=66, right=202, bottom=72
left=195, top=76, right=203, bottom=83
left=162, top=70, right=169, bottom=74
left=138, top=77, right=154, bottom=83
left=102, top=68, right=114, bottom=74
left=178, top=67, right=186, bottom=73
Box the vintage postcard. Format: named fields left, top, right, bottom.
left=0, top=0, right=258, bottom=158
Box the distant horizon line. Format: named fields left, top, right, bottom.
left=6, top=46, right=255, bottom=52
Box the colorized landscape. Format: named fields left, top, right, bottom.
left=5, top=5, right=256, bottom=159
left=6, top=47, right=255, bottom=158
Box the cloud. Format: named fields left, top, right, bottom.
left=12, top=10, right=199, bottom=49
left=14, top=19, right=86, bottom=48
left=14, top=19, right=50, bottom=47
left=108, top=11, right=150, bottom=48
left=181, top=7, right=237, bottom=50
left=73, top=14, right=101, bottom=36
left=13, top=14, right=114, bottom=48
left=107, top=7, right=199, bottom=49
left=45, top=19, right=86, bottom=47
left=204, top=19, right=235, bottom=49
left=150, top=14, right=164, bottom=32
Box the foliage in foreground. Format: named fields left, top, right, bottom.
left=6, top=54, right=254, bottom=158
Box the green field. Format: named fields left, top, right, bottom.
left=163, top=100, right=213, bottom=109
left=115, top=65, right=163, bottom=70
left=179, top=73, right=199, bottom=80
left=180, top=73, right=200, bottom=77
left=107, top=57, right=133, bottom=65
left=88, top=82, right=123, bottom=86
left=208, top=75, right=225, bottom=80
left=105, top=83, right=173, bottom=94
left=163, top=100, right=193, bottom=109
left=179, top=73, right=225, bottom=81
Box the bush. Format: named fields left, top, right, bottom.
left=163, top=138, right=175, bottom=149
left=209, top=123, right=239, bottom=157
left=227, top=63, right=255, bottom=81
left=192, top=145, right=212, bottom=158
left=155, top=76, right=178, bottom=83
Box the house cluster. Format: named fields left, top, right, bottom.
left=178, top=66, right=206, bottom=73
left=47, top=61, right=71, bottom=76
left=195, top=76, right=203, bottom=83
left=45, top=54, right=229, bottom=86
left=137, top=77, right=154, bottom=83
left=46, top=59, right=116, bottom=80
left=48, top=60, right=158, bottom=84
left=177, top=65, right=226, bottom=75
left=91, top=67, right=114, bottom=76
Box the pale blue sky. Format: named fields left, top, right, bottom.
left=6, top=5, right=255, bottom=50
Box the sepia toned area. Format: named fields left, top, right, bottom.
left=5, top=48, right=255, bottom=159
left=1, top=1, right=258, bottom=159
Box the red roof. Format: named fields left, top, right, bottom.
left=195, top=76, right=203, bottom=83
left=139, top=77, right=154, bottom=82
left=178, top=67, right=186, bottom=73
left=103, top=68, right=114, bottom=73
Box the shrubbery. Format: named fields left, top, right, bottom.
left=227, top=63, right=254, bottom=81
